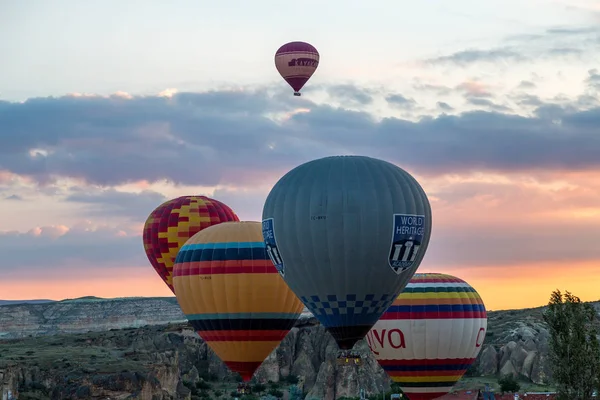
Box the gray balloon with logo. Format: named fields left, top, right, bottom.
left=262, top=155, right=432, bottom=350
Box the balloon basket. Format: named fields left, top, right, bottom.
left=336, top=352, right=363, bottom=366
left=293, top=92, right=301, bottom=96
left=237, top=383, right=252, bottom=394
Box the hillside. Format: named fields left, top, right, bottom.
left=0, top=300, right=55, bottom=306
left=0, top=297, right=186, bottom=339
left=0, top=297, right=591, bottom=399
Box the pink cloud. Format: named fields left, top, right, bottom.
left=455, top=81, right=493, bottom=97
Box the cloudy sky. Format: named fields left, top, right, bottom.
left=1, top=0, right=599, bottom=310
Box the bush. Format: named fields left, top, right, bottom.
left=196, top=380, right=212, bottom=390
left=498, top=374, right=520, bottom=392
left=284, top=375, right=299, bottom=384
left=252, top=383, right=266, bottom=393
left=268, top=388, right=284, bottom=398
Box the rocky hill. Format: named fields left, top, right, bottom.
left=0, top=297, right=186, bottom=339
left=0, top=297, right=592, bottom=400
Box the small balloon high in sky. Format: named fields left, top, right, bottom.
left=274, top=41, right=319, bottom=96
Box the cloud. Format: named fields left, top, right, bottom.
left=510, top=94, right=545, bottom=108
left=326, top=84, right=374, bottom=105
left=4, top=170, right=600, bottom=274
left=385, top=94, right=417, bottom=109
left=64, top=189, right=168, bottom=220
left=0, top=223, right=145, bottom=273
left=465, top=98, right=511, bottom=112
left=428, top=223, right=600, bottom=267
left=413, top=83, right=452, bottom=96
left=586, top=69, right=600, bottom=90
left=211, top=186, right=269, bottom=222
left=517, top=80, right=537, bottom=89
left=0, top=83, right=600, bottom=191
left=421, top=170, right=600, bottom=267
left=436, top=102, right=454, bottom=112
left=426, top=48, right=526, bottom=66
left=455, top=81, right=493, bottom=98
left=426, top=25, right=599, bottom=66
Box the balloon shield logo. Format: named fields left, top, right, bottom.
left=262, top=218, right=285, bottom=277
left=388, top=214, right=427, bottom=274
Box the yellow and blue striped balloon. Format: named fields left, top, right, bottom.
left=172, top=221, right=303, bottom=381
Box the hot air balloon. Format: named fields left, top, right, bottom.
left=275, top=41, right=319, bottom=96
left=367, top=273, right=488, bottom=400
left=143, top=195, right=239, bottom=293
left=262, top=155, right=432, bottom=360
left=172, top=221, right=304, bottom=382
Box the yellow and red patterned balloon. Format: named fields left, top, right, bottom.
left=172, top=221, right=304, bottom=381
left=143, top=196, right=239, bottom=292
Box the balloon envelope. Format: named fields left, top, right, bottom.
left=274, top=41, right=319, bottom=96
left=173, top=221, right=304, bottom=381
left=367, top=273, right=488, bottom=400
left=262, top=155, right=432, bottom=350
left=143, top=196, right=239, bottom=292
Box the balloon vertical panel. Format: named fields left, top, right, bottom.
left=172, top=221, right=304, bottom=382
left=368, top=273, right=487, bottom=400
left=262, top=155, right=432, bottom=350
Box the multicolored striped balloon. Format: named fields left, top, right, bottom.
left=143, top=196, right=239, bottom=293
left=274, top=41, right=319, bottom=96
left=367, top=273, right=487, bottom=400
left=172, top=221, right=304, bottom=381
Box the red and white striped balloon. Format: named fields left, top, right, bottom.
left=367, top=273, right=488, bottom=400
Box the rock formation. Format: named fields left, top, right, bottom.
left=0, top=297, right=592, bottom=399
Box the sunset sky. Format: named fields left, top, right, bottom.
left=1, top=0, right=599, bottom=311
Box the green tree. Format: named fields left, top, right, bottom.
left=268, top=388, right=284, bottom=398
left=284, top=375, right=300, bottom=384
left=252, top=383, right=266, bottom=394
left=543, top=289, right=600, bottom=400
left=289, top=384, right=303, bottom=400
left=498, top=374, right=520, bottom=392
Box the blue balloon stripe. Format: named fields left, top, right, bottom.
left=182, top=242, right=266, bottom=251
left=186, top=312, right=301, bottom=320
left=175, top=247, right=269, bottom=263
left=402, top=286, right=477, bottom=293
left=386, top=304, right=486, bottom=313
left=318, top=313, right=382, bottom=328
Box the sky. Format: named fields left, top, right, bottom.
left=0, top=0, right=599, bottom=310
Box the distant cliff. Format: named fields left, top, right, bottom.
left=0, top=297, right=579, bottom=399
left=0, top=297, right=186, bottom=338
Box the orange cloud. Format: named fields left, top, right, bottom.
left=455, top=81, right=492, bottom=97
left=3, top=168, right=600, bottom=311
left=421, top=170, right=600, bottom=227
